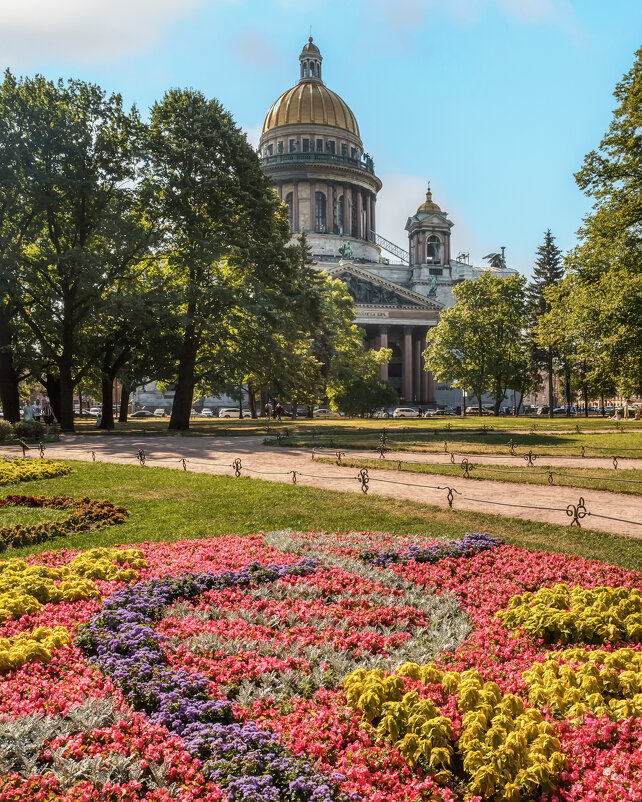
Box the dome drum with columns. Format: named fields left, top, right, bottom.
left=259, top=39, right=516, bottom=407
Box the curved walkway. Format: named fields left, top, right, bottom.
left=3, top=435, right=641, bottom=539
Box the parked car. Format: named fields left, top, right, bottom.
left=371, top=408, right=391, bottom=418
left=200, top=408, right=214, bottom=417
left=392, top=407, right=420, bottom=418
left=130, top=410, right=155, bottom=418
left=425, top=408, right=455, bottom=417
left=465, top=406, right=494, bottom=415
left=89, top=407, right=102, bottom=416
left=218, top=407, right=252, bottom=418
left=313, top=408, right=340, bottom=418
left=153, top=408, right=166, bottom=417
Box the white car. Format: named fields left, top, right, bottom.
left=89, top=407, right=102, bottom=416
left=313, top=408, right=340, bottom=418
left=392, top=407, right=420, bottom=418
left=153, top=408, right=166, bottom=417
left=199, top=408, right=213, bottom=417
left=218, top=407, right=252, bottom=418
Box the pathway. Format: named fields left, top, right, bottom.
left=2, top=435, right=641, bottom=538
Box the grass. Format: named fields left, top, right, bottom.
left=2, top=460, right=642, bottom=572
left=0, top=507, right=69, bottom=527
left=314, top=456, right=642, bottom=495
left=275, top=427, right=642, bottom=458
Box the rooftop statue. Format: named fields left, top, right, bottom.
left=339, top=241, right=353, bottom=259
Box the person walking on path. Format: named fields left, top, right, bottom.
left=275, top=403, right=284, bottom=422
left=42, top=398, right=54, bottom=433
left=265, top=401, right=273, bottom=420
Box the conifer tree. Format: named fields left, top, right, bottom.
left=527, top=230, right=564, bottom=417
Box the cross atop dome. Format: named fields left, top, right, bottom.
left=299, top=37, right=323, bottom=83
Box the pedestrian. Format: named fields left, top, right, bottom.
left=23, top=402, right=33, bottom=422
left=265, top=401, right=273, bottom=419
left=33, top=399, right=42, bottom=422
left=417, top=407, right=423, bottom=418
left=275, top=402, right=284, bottom=422
left=42, top=397, right=54, bottom=433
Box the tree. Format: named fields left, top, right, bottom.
left=541, top=48, right=642, bottom=408
left=526, top=230, right=564, bottom=417
left=331, top=376, right=397, bottom=418
left=0, top=72, right=147, bottom=431
left=145, top=89, right=295, bottom=431
left=424, top=272, right=527, bottom=415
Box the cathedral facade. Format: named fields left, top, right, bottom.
left=259, top=38, right=515, bottom=406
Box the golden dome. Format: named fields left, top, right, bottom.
left=418, top=187, right=442, bottom=213
left=262, top=81, right=360, bottom=137
left=301, top=36, right=320, bottom=54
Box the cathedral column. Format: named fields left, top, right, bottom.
left=371, top=193, right=376, bottom=236
left=413, top=336, right=422, bottom=403
left=403, top=327, right=413, bottom=403
left=343, top=184, right=350, bottom=236
left=365, top=191, right=371, bottom=240
left=379, top=326, right=389, bottom=382
left=293, top=181, right=299, bottom=233
left=420, top=328, right=430, bottom=403
left=356, top=189, right=363, bottom=239
left=309, top=181, right=315, bottom=233
left=328, top=181, right=334, bottom=233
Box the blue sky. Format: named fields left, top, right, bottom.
left=2, top=0, right=640, bottom=276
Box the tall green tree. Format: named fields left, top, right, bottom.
left=424, top=272, right=527, bottom=415
left=542, top=48, right=642, bottom=406
left=145, top=89, right=295, bottom=431
left=0, top=72, right=147, bottom=430
left=526, top=230, right=564, bottom=417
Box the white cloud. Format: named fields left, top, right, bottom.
left=0, top=0, right=213, bottom=67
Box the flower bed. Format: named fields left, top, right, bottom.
left=0, top=496, right=129, bottom=552
left=0, top=531, right=642, bottom=801
left=0, top=456, right=70, bottom=486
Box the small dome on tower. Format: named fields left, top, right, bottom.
left=418, top=186, right=442, bottom=213
left=301, top=36, right=320, bottom=55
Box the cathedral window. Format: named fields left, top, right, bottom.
left=285, top=193, right=294, bottom=231
left=277, top=141, right=283, bottom=154
left=316, top=138, right=323, bottom=152
left=302, top=138, right=310, bottom=152
left=289, top=139, right=298, bottom=153
left=341, top=143, right=348, bottom=156
left=337, top=195, right=344, bottom=234
left=266, top=143, right=273, bottom=156
left=426, top=235, right=441, bottom=264
left=326, top=140, right=336, bottom=154
left=315, top=191, right=326, bottom=232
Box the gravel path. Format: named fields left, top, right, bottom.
left=4, top=435, right=641, bottom=539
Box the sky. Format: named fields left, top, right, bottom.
left=1, top=0, right=640, bottom=277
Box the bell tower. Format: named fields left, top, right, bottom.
left=405, top=185, right=453, bottom=295
left=299, top=37, right=323, bottom=82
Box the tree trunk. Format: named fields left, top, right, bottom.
left=601, top=393, right=605, bottom=417
left=583, top=382, right=589, bottom=417
left=0, top=306, right=21, bottom=423
left=238, top=386, right=243, bottom=418
left=547, top=347, right=554, bottom=419
left=59, top=358, right=75, bottom=431
left=564, top=364, right=572, bottom=417
left=42, top=374, right=62, bottom=423
left=168, top=334, right=197, bottom=431
left=248, top=384, right=257, bottom=418
left=119, top=386, right=131, bottom=422
left=98, top=375, right=115, bottom=429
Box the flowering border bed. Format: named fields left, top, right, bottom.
left=0, top=456, right=70, bottom=486
left=0, top=495, right=129, bottom=552
left=1, top=530, right=642, bottom=801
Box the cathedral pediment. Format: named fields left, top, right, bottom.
left=325, top=263, right=443, bottom=310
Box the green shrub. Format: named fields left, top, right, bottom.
left=12, top=420, right=45, bottom=441
left=0, top=420, right=13, bottom=442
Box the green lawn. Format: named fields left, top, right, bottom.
left=315, top=456, right=642, bottom=496
left=0, top=507, right=69, bottom=527
left=2, top=460, right=642, bottom=571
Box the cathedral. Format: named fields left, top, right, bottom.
left=258, top=38, right=515, bottom=407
